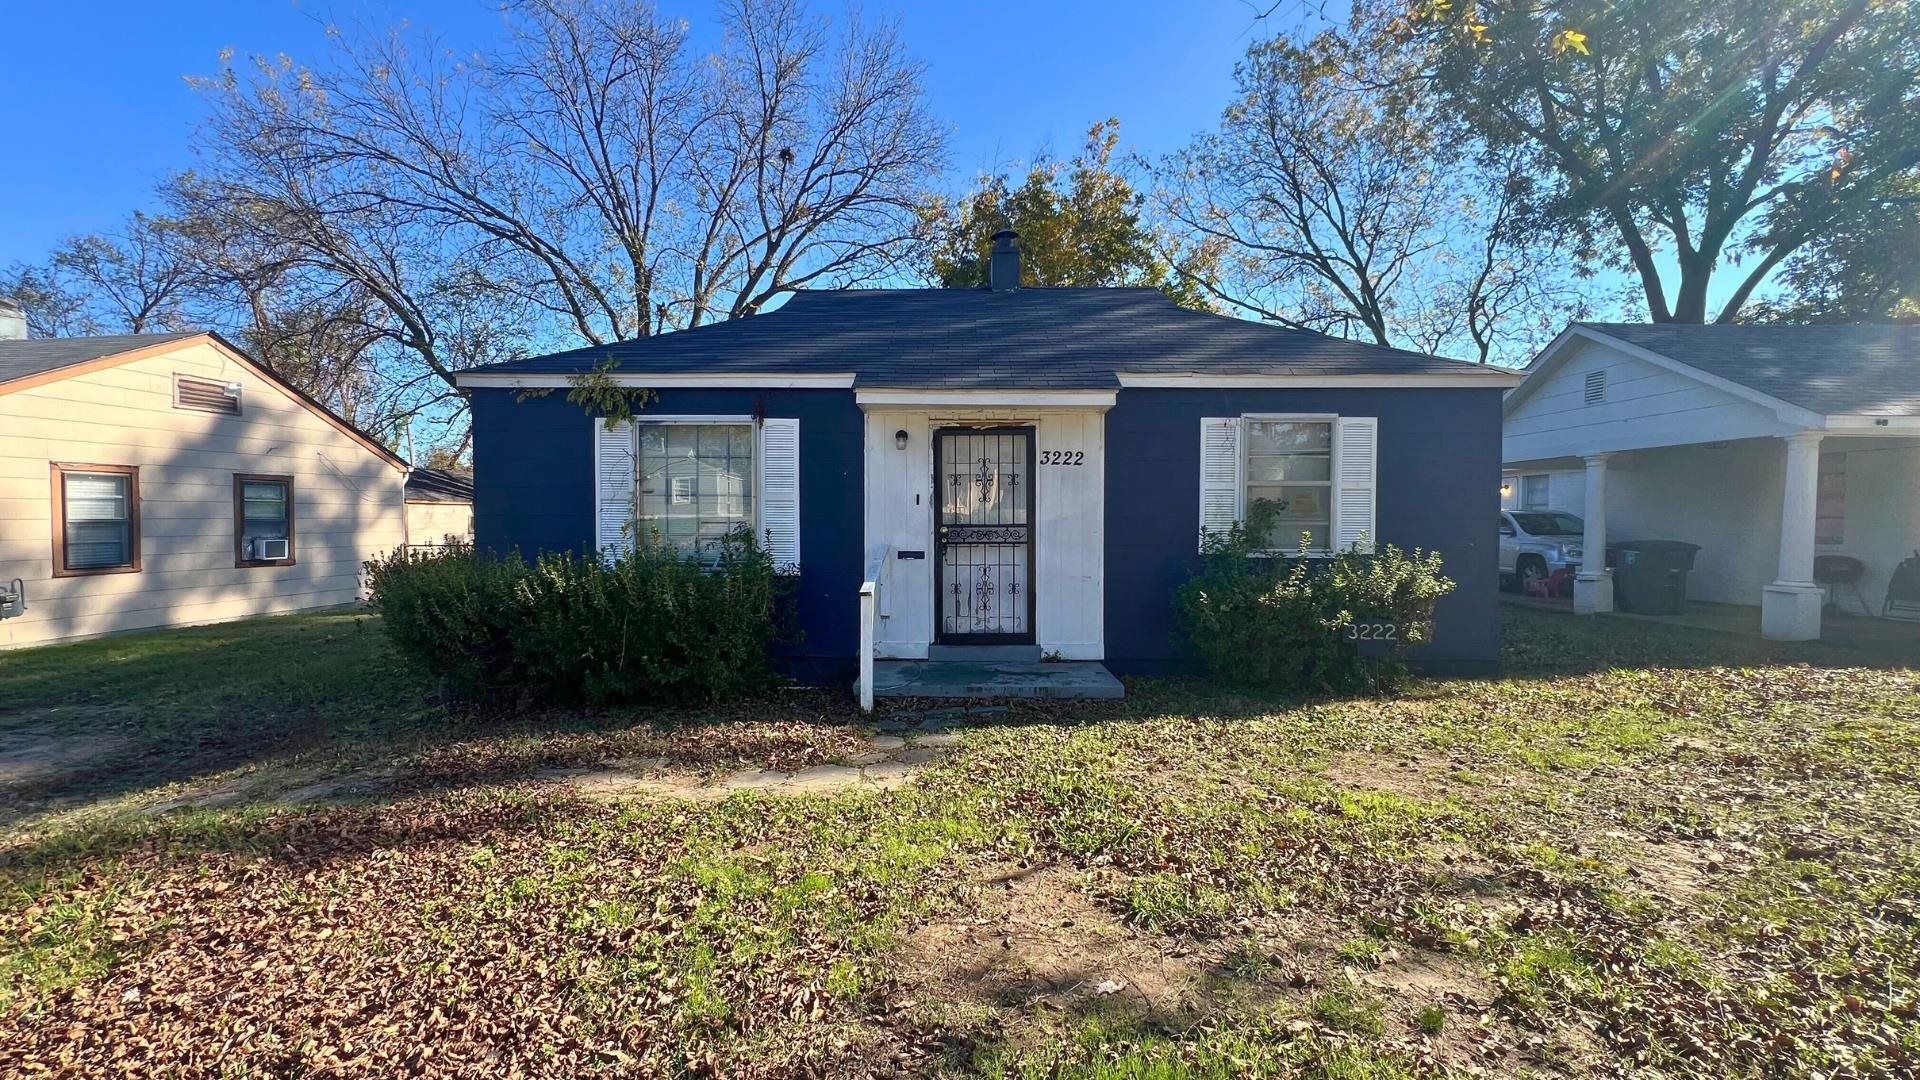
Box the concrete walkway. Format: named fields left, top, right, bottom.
left=872, top=659, right=1124, bottom=700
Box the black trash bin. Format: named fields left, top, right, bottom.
left=1606, top=540, right=1701, bottom=615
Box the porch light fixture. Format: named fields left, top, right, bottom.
left=1499, top=481, right=1512, bottom=497
left=894, top=429, right=910, bottom=450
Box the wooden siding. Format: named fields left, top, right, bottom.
left=1504, top=338, right=1801, bottom=463
left=862, top=406, right=1107, bottom=660
left=406, top=501, right=473, bottom=547
left=0, top=338, right=407, bottom=648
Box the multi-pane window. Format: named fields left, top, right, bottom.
left=635, top=423, right=754, bottom=556
left=235, top=475, right=295, bottom=565
left=54, top=465, right=139, bottom=575
left=1521, top=474, right=1551, bottom=511
left=1244, top=419, right=1332, bottom=551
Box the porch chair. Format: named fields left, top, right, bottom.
left=1887, top=550, right=1920, bottom=621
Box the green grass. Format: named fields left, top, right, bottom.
left=2, top=604, right=1917, bottom=1076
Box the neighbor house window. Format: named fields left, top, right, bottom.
left=635, top=422, right=754, bottom=555
left=51, top=464, right=140, bottom=576
left=1521, top=473, right=1551, bottom=510
left=1244, top=418, right=1332, bottom=551
left=1816, top=453, right=1846, bottom=546
left=234, top=475, right=295, bottom=566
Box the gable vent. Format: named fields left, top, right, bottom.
left=175, top=374, right=242, bottom=415
left=1583, top=369, right=1607, bottom=405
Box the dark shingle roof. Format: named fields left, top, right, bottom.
left=464, top=288, right=1511, bottom=388
left=405, top=467, right=474, bottom=504
left=0, top=332, right=200, bottom=386
left=1581, top=322, right=1920, bottom=416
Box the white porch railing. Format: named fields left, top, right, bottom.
left=856, top=545, right=894, bottom=711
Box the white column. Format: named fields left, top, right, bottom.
left=1762, top=431, right=1826, bottom=640
left=1573, top=453, right=1613, bottom=614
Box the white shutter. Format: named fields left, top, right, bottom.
left=758, top=417, right=801, bottom=574
left=1334, top=416, right=1378, bottom=553
left=594, top=418, right=636, bottom=557
left=1198, top=417, right=1242, bottom=550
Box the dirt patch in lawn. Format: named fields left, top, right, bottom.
left=899, top=864, right=1208, bottom=1028
left=1321, top=751, right=1476, bottom=802
left=1602, top=832, right=1736, bottom=903
left=0, top=709, right=140, bottom=813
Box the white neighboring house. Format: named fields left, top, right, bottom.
left=1503, top=322, right=1920, bottom=640
left=403, top=467, right=474, bottom=549
left=0, top=314, right=411, bottom=649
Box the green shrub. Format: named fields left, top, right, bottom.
left=1173, top=501, right=1455, bottom=693
left=364, top=531, right=781, bottom=705
left=363, top=541, right=526, bottom=696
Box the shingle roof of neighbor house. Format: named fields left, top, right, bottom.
left=405, top=467, right=474, bottom=504
left=1579, top=322, right=1920, bottom=416
left=462, top=288, right=1515, bottom=388
left=0, top=331, right=201, bottom=386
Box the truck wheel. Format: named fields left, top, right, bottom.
left=1516, top=555, right=1548, bottom=593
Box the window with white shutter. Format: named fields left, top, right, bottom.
left=758, top=418, right=801, bottom=574
left=1332, top=416, right=1378, bottom=553
left=593, top=418, right=637, bottom=557
left=1197, top=414, right=1380, bottom=555
left=1198, top=417, right=1241, bottom=550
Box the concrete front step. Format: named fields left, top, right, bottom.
left=871, top=659, right=1124, bottom=700
left=925, top=644, right=1043, bottom=662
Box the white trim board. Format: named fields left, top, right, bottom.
left=1117, top=372, right=1520, bottom=388
left=457, top=372, right=856, bottom=389
left=855, top=389, right=1117, bottom=409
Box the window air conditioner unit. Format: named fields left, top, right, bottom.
left=250, top=537, right=291, bottom=561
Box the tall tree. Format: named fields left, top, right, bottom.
left=1753, top=175, right=1920, bottom=322
left=1159, top=28, right=1574, bottom=361
left=2, top=213, right=201, bottom=337
left=185, top=0, right=944, bottom=443
left=918, top=120, right=1218, bottom=309
left=1404, top=0, right=1920, bottom=323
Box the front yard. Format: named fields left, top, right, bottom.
left=2, top=609, right=1916, bottom=1077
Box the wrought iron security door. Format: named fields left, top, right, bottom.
left=935, top=427, right=1035, bottom=643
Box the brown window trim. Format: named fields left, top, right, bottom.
left=50, top=463, right=142, bottom=578
left=234, top=474, right=298, bottom=568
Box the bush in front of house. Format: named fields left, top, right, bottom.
left=364, top=531, right=780, bottom=704
left=364, top=541, right=527, bottom=697
left=1174, top=502, right=1455, bottom=693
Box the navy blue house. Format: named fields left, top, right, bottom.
left=458, top=236, right=1519, bottom=693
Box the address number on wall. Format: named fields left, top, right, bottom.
left=1040, top=450, right=1085, bottom=466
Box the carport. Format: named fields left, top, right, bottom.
left=1502, top=323, right=1920, bottom=641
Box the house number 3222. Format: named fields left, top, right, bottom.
left=1040, top=450, right=1084, bottom=466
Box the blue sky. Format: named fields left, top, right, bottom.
left=0, top=0, right=1323, bottom=262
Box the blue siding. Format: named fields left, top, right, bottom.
left=469, top=387, right=864, bottom=680
left=1103, top=388, right=1505, bottom=676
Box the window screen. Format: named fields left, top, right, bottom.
left=236, top=476, right=294, bottom=563
left=635, top=423, right=754, bottom=556
left=62, top=471, right=134, bottom=570
left=1244, top=419, right=1332, bottom=551
left=1521, top=474, right=1551, bottom=510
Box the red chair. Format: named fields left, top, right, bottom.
left=1526, top=566, right=1573, bottom=599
